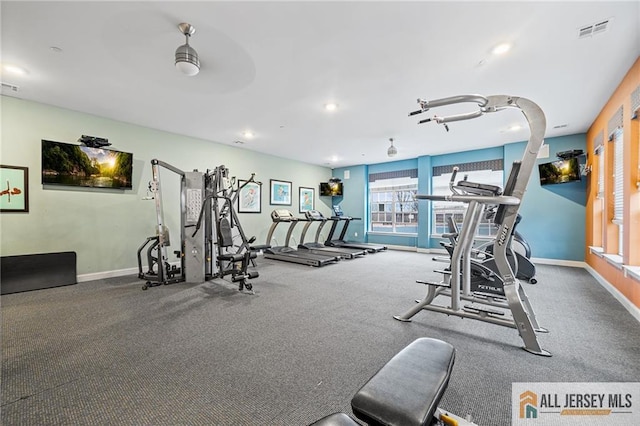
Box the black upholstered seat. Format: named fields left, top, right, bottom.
left=309, top=338, right=455, bottom=426
left=351, top=338, right=455, bottom=426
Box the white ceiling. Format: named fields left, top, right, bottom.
left=2, top=1, right=639, bottom=168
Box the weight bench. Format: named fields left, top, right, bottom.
left=310, top=338, right=475, bottom=426
left=218, top=217, right=259, bottom=292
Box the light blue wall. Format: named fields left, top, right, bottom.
left=0, top=96, right=333, bottom=275
left=329, top=165, right=367, bottom=242
left=505, top=134, right=587, bottom=261
left=333, top=135, right=587, bottom=261
left=417, top=156, right=432, bottom=249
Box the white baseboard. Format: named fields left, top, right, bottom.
left=530, top=257, right=586, bottom=268
left=386, top=245, right=417, bottom=252
left=416, top=247, right=447, bottom=254
left=77, top=267, right=138, bottom=282
left=584, top=264, right=640, bottom=323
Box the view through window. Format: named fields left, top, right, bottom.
left=369, top=170, right=418, bottom=233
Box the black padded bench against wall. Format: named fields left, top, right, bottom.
left=1, top=252, right=77, bottom=295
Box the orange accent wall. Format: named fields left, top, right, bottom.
left=585, top=57, right=640, bottom=309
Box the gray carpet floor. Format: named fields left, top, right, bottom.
left=2, top=250, right=639, bottom=425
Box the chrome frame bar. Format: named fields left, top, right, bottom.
left=396, top=94, right=551, bottom=357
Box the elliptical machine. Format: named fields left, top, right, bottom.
left=483, top=208, right=537, bottom=284
left=438, top=169, right=538, bottom=286
left=436, top=168, right=519, bottom=296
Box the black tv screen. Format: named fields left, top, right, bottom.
left=42, top=140, right=133, bottom=189
left=538, top=157, right=580, bottom=186
left=320, top=181, right=343, bottom=196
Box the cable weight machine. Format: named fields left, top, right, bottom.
left=394, top=94, right=551, bottom=357
left=137, top=160, right=261, bottom=293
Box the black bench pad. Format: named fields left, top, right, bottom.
left=351, top=338, right=455, bottom=426
left=309, top=413, right=359, bottom=426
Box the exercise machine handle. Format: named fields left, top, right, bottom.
left=415, top=193, right=520, bottom=206
left=410, top=95, right=489, bottom=130
left=448, top=167, right=463, bottom=195
left=417, top=94, right=489, bottom=112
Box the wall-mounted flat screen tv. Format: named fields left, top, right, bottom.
left=42, top=140, right=133, bottom=189
left=320, top=181, right=343, bottom=196
left=538, top=157, right=580, bottom=186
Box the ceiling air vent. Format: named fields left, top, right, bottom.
left=578, top=18, right=611, bottom=39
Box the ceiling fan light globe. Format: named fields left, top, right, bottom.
left=175, top=44, right=200, bottom=76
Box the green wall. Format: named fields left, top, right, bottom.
left=0, top=96, right=332, bottom=276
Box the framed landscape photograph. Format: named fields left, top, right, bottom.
left=270, top=179, right=292, bottom=205
left=299, top=187, right=314, bottom=213
left=0, top=165, right=29, bottom=213
left=238, top=180, right=262, bottom=213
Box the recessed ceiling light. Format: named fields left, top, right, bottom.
left=242, top=131, right=254, bottom=138
left=2, top=64, right=28, bottom=75
left=49, top=46, right=63, bottom=53
left=324, top=103, right=338, bottom=111
left=491, top=42, right=512, bottom=55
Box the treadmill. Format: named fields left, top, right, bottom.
left=325, top=205, right=387, bottom=253
left=264, top=209, right=340, bottom=267
left=298, top=210, right=367, bottom=259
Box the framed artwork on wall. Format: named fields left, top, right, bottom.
left=299, top=187, right=314, bottom=213
left=237, top=180, right=262, bottom=213
left=270, top=179, right=292, bottom=205
left=0, top=165, right=29, bottom=213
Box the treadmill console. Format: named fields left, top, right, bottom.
left=305, top=210, right=324, bottom=220
left=271, top=209, right=295, bottom=221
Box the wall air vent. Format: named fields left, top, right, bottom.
left=592, top=20, right=610, bottom=35
left=1, top=82, right=20, bottom=92
left=578, top=18, right=611, bottom=39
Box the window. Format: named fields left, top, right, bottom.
left=369, top=170, right=418, bottom=233
left=431, top=160, right=504, bottom=237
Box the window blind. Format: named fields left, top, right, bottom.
left=594, top=131, right=604, bottom=199
left=612, top=127, right=624, bottom=223
left=432, top=159, right=503, bottom=177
